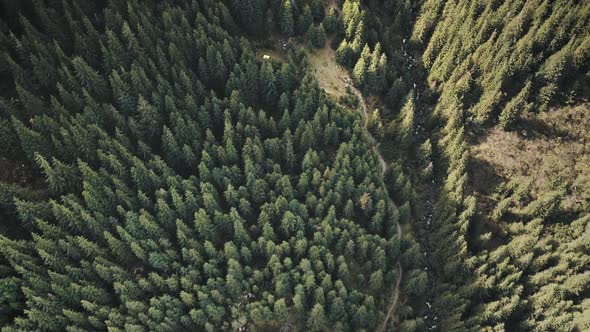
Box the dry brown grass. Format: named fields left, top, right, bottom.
left=471, top=103, right=590, bottom=212
left=305, top=44, right=349, bottom=99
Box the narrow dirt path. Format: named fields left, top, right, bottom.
left=308, top=42, right=404, bottom=330
left=347, top=85, right=404, bottom=332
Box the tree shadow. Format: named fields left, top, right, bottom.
left=516, top=116, right=572, bottom=141
left=468, top=156, right=504, bottom=196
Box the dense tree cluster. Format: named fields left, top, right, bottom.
left=413, top=0, right=590, bottom=127
left=429, top=102, right=590, bottom=331
left=1, top=0, right=589, bottom=330
left=334, top=0, right=389, bottom=97
left=323, top=0, right=590, bottom=331
left=227, top=0, right=326, bottom=38
left=0, top=0, right=402, bottom=330
left=407, top=0, right=590, bottom=331
left=332, top=0, right=421, bottom=153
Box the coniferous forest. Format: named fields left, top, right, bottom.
left=0, top=0, right=589, bottom=331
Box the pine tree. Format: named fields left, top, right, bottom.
left=499, top=80, right=531, bottom=130
left=15, top=84, right=45, bottom=117
left=0, top=119, right=20, bottom=157
left=396, top=91, right=415, bottom=149
left=336, top=40, right=354, bottom=67
left=273, top=298, right=289, bottom=320
left=323, top=7, right=339, bottom=34
left=308, top=303, right=328, bottom=331
left=12, top=117, right=52, bottom=161
left=72, top=57, right=109, bottom=100
left=352, top=55, right=367, bottom=88
left=260, top=61, right=278, bottom=106
left=297, top=5, right=314, bottom=35
left=310, top=0, right=325, bottom=21
left=280, top=0, right=295, bottom=36
left=309, top=23, right=327, bottom=49
left=34, top=154, right=80, bottom=194
left=0, top=1, right=432, bottom=330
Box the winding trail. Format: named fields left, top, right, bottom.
left=346, top=83, right=404, bottom=332
left=308, top=40, right=405, bottom=330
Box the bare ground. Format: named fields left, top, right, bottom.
left=305, top=45, right=349, bottom=99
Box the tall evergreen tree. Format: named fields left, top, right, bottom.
left=280, top=0, right=295, bottom=36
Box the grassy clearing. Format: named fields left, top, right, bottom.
left=253, top=40, right=349, bottom=99
left=471, top=103, right=590, bottom=213
left=305, top=45, right=349, bottom=99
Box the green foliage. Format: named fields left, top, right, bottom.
left=336, top=40, right=354, bottom=67
left=309, top=23, right=327, bottom=49
left=280, top=0, right=295, bottom=36
left=395, top=91, right=415, bottom=149
left=402, top=0, right=590, bottom=329
left=416, top=0, right=590, bottom=123
left=499, top=80, right=532, bottom=130
left=323, top=8, right=339, bottom=34
left=297, top=5, right=314, bottom=35
left=34, top=153, right=80, bottom=194
left=348, top=42, right=387, bottom=94
left=308, top=303, right=328, bottom=331
left=0, top=1, right=401, bottom=331
left=0, top=118, right=19, bottom=157
left=2, top=1, right=586, bottom=331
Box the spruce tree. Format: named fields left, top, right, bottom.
left=308, top=303, right=328, bottom=331
left=499, top=80, right=532, bottom=130
left=280, top=0, right=295, bottom=36
left=297, top=5, right=314, bottom=35
left=396, top=91, right=415, bottom=149
left=309, top=23, right=327, bottom=49
left=323, top=7, right=339, bottom=34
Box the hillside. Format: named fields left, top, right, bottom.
left=0, top=0, right=589, bottom=331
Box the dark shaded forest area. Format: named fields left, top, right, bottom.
left=0, top=0, right=589, bottom=331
